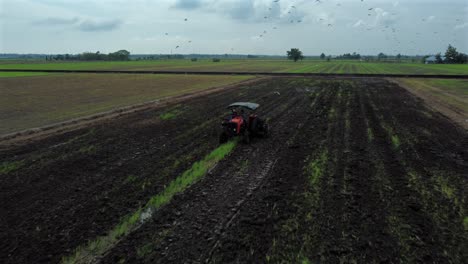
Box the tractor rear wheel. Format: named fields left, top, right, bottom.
left=219, top=132, right=228, bottom=144
left=263, top=123, right=270, bottom=138
left=243, top=130, right=251, bottom=144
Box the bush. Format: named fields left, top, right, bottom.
left=212, top=58, right=220, bottom=62
left=191, top=58, right=198, bottom=62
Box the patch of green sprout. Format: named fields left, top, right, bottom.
left=0, top=160, right=24, bottom=175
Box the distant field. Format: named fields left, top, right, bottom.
left=289, top=61, right=468, bottom=75
left=0, top=71, right=51, bottom=77
left=0, top=60, right=292, bottom=72
left=0, top=74, right=252, bottom=134
left=395, top=78, right=468, bottom=112
left=1, top=59, right=468, bottom=75
left=394, top=78, right=468, bottom=129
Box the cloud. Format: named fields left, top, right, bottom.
left=353, top=19, right=365, bottom=27
left=204, top=0, right=306, bottom=24
left=226, top=1, right=255, bottom=20
left=173, top=0, right=204, bottom=10
left=35, top=17, right=79, bottom=25
left=373, top=8, right=398, bottom=27
left=77, top=19, right=122, bottom=32
left=454, top=22, right=468, bottom=29
left=315, top=12, right=335, bottom=26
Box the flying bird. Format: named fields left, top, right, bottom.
left=184, top=18, right=188, bottom=21
left=175, top=46, right=179, bottom=48
left=368, top=8, right=373, bottom=10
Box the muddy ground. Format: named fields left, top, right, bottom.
left=1, top=78, right=466, bottom=263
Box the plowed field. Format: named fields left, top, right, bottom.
left=1, top=78, right=466, bottom=264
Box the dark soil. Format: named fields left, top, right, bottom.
left=1, top=78, right=466, bottom=264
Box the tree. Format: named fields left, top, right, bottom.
left=377, top=52, right=387, bottom=61
left=444, top=44, right=458, bottom=63
left=336, top=52, right=361, bottom=60
left=108, top=50, right=130, bottom=61
left=435, top=53, right=443, bottom=64
left=456, top=52, right=468, bottom=64
left=421, top=55, right=429, bottom=64
left=320, top=53, right=326, bottom=60
left=396, top=53, right=402, bottom=62
left=287, top=48, right=304, bottom=62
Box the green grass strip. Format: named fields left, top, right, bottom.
left=159, top=109, right=182, bottom=121
left=367, top=127, right=374, bottom=141
left=0, top=160, right=24, bottom=175
left=62, top=140, right=237, bottom=264
left=308, top=150, right=328, bottom=187
left=391, top=135, right=400, bottom=148
left=0, top=71, right=51, bottom=78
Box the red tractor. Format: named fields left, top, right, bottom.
left=219, top=102, right=269, bottom=144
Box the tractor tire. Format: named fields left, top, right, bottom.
left=250, top=118, right=258, bottom=136
left=243, top=130, right=251, bottom=144
left=219, top=132, right=228, bottom=144
left=263, top=123, right=270, bottom=138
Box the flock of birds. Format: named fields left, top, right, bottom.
left=162, top=0, right=464, bottom=56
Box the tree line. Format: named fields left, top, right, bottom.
left=429, top=45, right=467, bottom=64
left=46, top=50, right=130, bottom=61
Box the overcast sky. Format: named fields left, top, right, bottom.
left=1, top=0, right=467, bottom=55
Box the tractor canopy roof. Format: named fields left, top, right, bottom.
left=227, top=102, right=259, bottom=111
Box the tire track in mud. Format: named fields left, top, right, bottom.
left=204, top=155, right=278, bottom=263
left=100, top=81, right=314, bottom=263
left=206, top=85, right=332, bottom=263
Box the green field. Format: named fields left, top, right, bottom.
left=0, top=71, right=52, bottom=77
left=0, top=74, right=253, bottom=134
left=395, top=78, right=468, bottom=114
left=1, top=59, right=467, bottom=75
